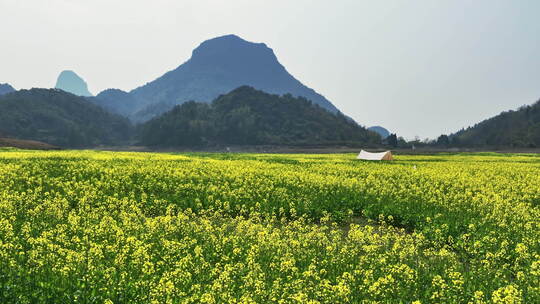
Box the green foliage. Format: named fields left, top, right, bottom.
left=139, top=86, right=381, bottom=147
left=386, top=133, right=398, bottom=147
left=89, top=89, right=141, bottom=118
left=0, top=89, right=133, bottom=147
left=451, top=100, right=540, bottom=148
left=437, top=134, right=450, bottom=146
left=368, top=125, right=390, bottom=138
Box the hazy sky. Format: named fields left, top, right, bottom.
left=1, top=0, right=539, bottom=139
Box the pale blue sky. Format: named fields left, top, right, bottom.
left=1, top=0, right=539, bottom=139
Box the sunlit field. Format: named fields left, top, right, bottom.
left=1, top=149, right=539, bottom=303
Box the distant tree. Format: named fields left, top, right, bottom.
left=387, top=133, right=398, bottom=148
left=397, top=136, right=408, bottom=148
left=436, top=134, right=450, bottom=146
left=450, top=136, right=461, bottom=147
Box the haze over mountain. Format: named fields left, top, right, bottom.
left=0, top=83, right=15, bottom=96
left=55, top=70, right=93, bottom=97
left=125, top=34, right=339, bottom=122
left=139, top=86, right=379, bottom=147
left=90, top=89, right=140, bottom=117
left=0, top=89, right=131, bottom=147
left=450, top=99, right=540, bottom=148
left=368, top=126, right=390, bottom=139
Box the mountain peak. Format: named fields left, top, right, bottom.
left=206, top=34, right=244, bottom=42
left=0, top=83, right=15, bottom=96
left=368, top=126, right=391, bottom=138
left=55, top=70, right=93, bottom=97
left=190, top=34, right=275, bottom=66
left=196, top=34, right=266, bottom=49
left=129, top=35, right=340, bottom=121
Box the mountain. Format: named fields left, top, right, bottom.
left=55, top=70, right=93, bottom=97
left=88, top=88, right=174, bottom=122
left=138, top=86, right=380, bottom=147
left=0, top=88, right=132, bottom=147
left=89, top=89, right=140, bottom=116
left=129, top=34, right=340, bottom=122
left=450, top=100, right=540, bottom=148
left=368, top=126, right=390, bottom=138
left=0, top=83, right=15, bottom=96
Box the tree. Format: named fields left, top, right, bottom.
left=450, top=136, right=461, bottom=147
left=397, top=136, right=408, bottom=148
left=436, top=134, right=450, bottom=146
left=0, top=88, right=132, bottom=147
left=138, top=86, right=380, bottom=147
left=387, top=133, right=398, bottom=148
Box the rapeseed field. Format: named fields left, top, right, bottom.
left=0, top=150, right=539, bottom=303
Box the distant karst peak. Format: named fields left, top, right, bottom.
left=55, top=70, right=93, bottom=97
left=0, top=83, right=16, bottom=96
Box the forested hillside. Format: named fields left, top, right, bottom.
left=89, top=88, right=141, bottom=117
left=139, top=86, right=380, bottom=146
left=0, top=89, right=132, bottom=147
left=451, top=100, right=540, bottom=147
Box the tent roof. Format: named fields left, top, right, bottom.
left=356, top=150, right=393, bottom=161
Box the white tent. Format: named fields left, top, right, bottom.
left=356, top=150, right=393, bottom=161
